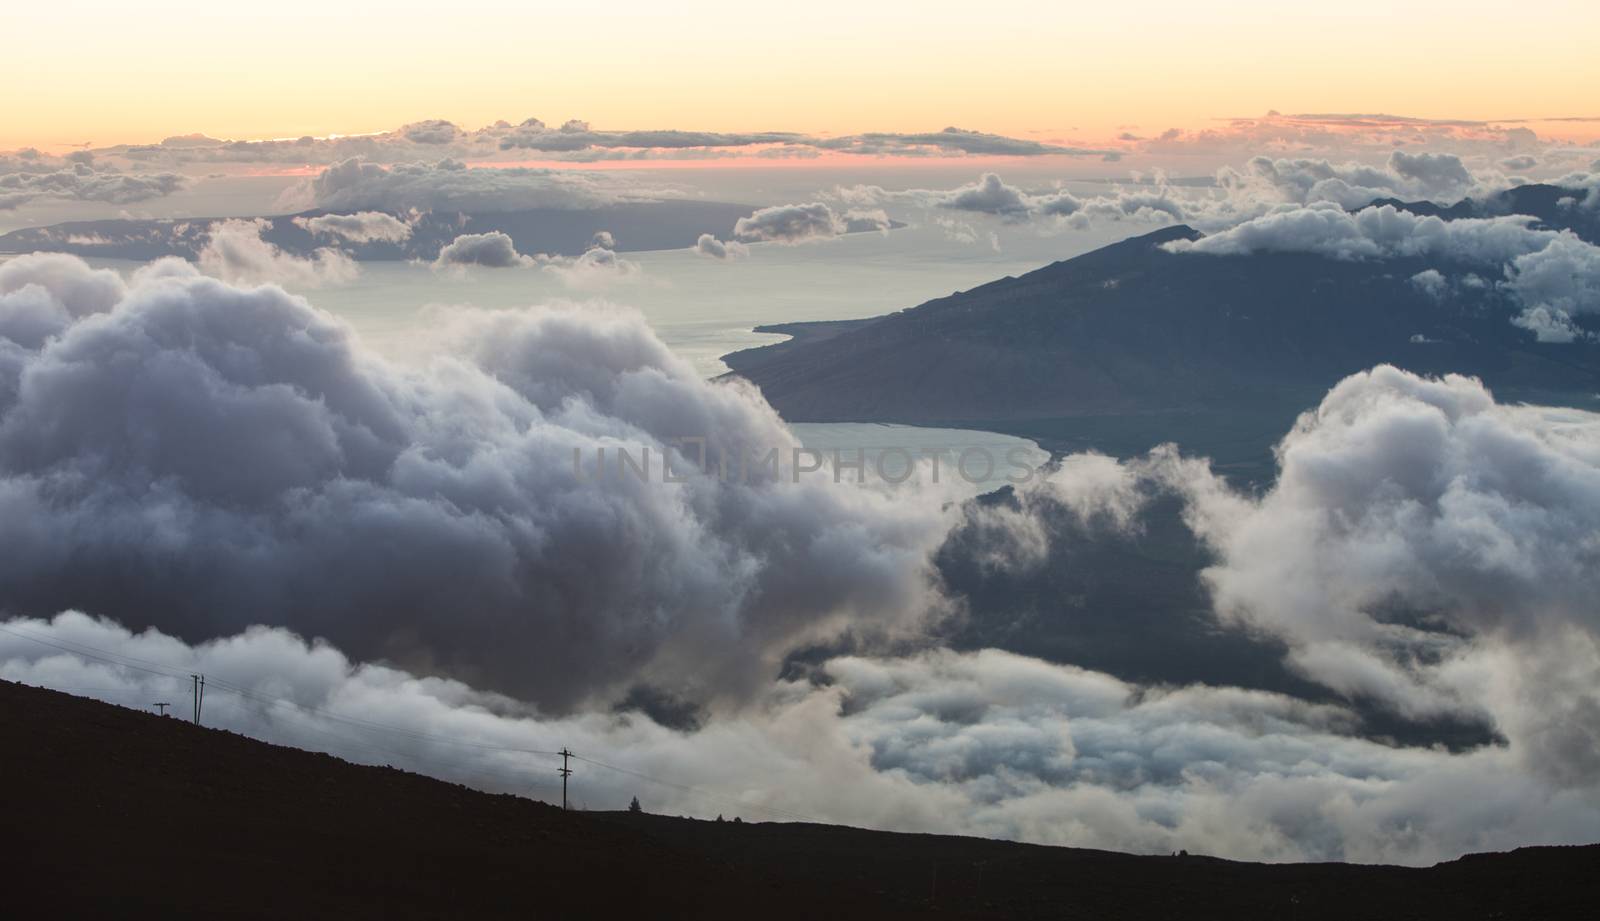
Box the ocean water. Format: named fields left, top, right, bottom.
left=36, top=223, right=1083, bottom=494
left=786, top=421, right=1048, bottom=497
left=306, top=222, right=1114, bottom=376
left=309, top=227, right=1060, bottom=494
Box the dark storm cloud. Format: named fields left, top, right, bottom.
left=0, top=255, right=949, bottom=713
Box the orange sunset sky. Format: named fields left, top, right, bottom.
left=6, top=0, right=1599, bottom=151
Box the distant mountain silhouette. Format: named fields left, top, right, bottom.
left=725, top=187, right=1600, bottom=425
left=1370, top=182, right=1600, bottom=243
left=0, top=200, right=758, bottom=261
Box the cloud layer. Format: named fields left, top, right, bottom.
left=732, top=203, right=890, bottom=245
left=7, top=611, right=1598, bottom=865
left=87, top=121, right=1114, bottom=169
left=0, top=254, right=949, bottom=712
left=981, top=367, right=1600, bottom=795
left=0, top=150, right=186, bottom=211
left=431, top=229, right=644, bottom=287
left=289, top=157, right=656, bottom=213
left=293, top=211, right=415, bottom=244
left=1164, top=202, right=1600, bottom=339
left=195, top=218, right=359, bottom=287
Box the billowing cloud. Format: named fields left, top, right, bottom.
left=0, top=255, right=948, bottom=712
left=734, top=202, right=846, bottom=244
left=195, top=219, right=358, bottom=287
left=1162, top=202, right=1552, bottom=261
left=502, top=124, right=1109, bottom=159
left=1503, top=236, right=1600, bottom=338
left=836, top=170, right=1204, bottom=232
left=1388, top=150, right=1474, bottom=190
left=1221, top=152, right=1484, bottom=210
left=814, top=127, right=1114, bottom=158
left=7, top=612, right=1599, bottom=865
left=1163, top=202, right=1600, bottom=339
left=693, top=233, right=748, bottom=260
left=984, top=368, right=1600, bottom=781
left=432, top=230, right=534, bottom=268
left=90, top=120, right=1108, bottom=170
left=1174, top=368, right=1600, bottom=783
left=1409, top=268, right=1449, bottom=299
left=293, top=211, right=415, bottom=244
left=535, top=240, right=643, bottom=289
left=941, top=172, right=1033, bottom=217
left=1129, top=111, right=1552, bottom=164
left=0, top=152, right=186, bottom=211
left=930, top=216, right=1001, bottom=250
left=848, top=154, right=1503, bottom=236
left=499, top=126, right=804, bottom=152
left=400, top=119, right=462, bottom=145
left=289, top=157, right=649, bottom=213
left=431, top=230, right=644, bottom=287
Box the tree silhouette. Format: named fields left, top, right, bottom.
left=628, top=796, right=642, bottom=813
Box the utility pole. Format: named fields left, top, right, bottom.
left=558, top=748, right=573, bottom=810
left=153, top=702, right=170, bottom=716
left=191, top=674, right=205, bottom=725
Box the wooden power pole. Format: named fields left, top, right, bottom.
left=558, top=749, right=573, bottom=810
left=190, top=674, right=206, bottom=724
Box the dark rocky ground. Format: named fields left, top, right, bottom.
left=5, top=678, right=1595, bottom=919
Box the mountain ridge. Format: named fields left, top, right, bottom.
left=8, top=678, right=1597, bottom=920
left=723, top=186, right=1600, bottom=428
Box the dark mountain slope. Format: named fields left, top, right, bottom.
left=5, top=679, right=1597, bottom=920
left=1372, top=182, right=1600, bottom=243
left=725, top=221, right=1600, bottom=425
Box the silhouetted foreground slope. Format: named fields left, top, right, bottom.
left=6, top=679, right=1596, bottom=919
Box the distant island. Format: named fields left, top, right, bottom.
left=724, top=183, right=1600, bottom=474
left=0, top=200, right=758, bottom=261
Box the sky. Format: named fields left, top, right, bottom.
left=6, top=0, right=1600, bottom=150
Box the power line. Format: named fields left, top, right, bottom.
left=0, top=624, right=562, bottom=758
left=2, top=623, right=820, bottom=824
left=0, top=624, right=194, bottom=682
